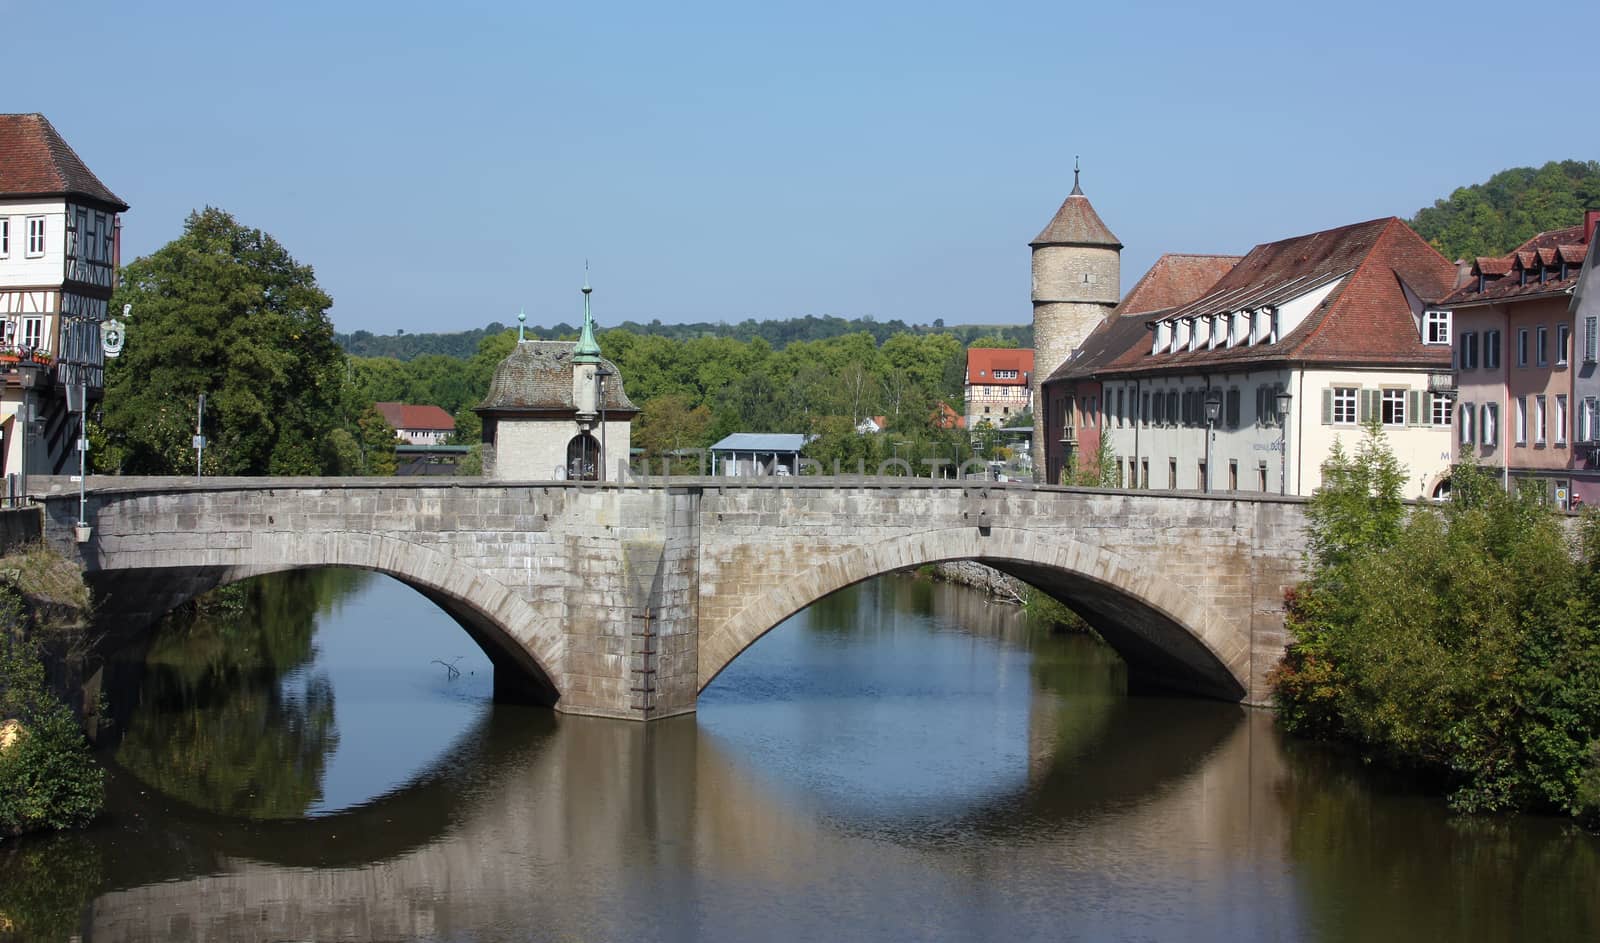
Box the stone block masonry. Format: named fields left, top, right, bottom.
left=36, top=476, right=1311, bottom=719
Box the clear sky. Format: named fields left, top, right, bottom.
left=8, top=0, right=1597, bottom=335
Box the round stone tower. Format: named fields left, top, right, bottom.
left=1029, top=165, right=1121, bottom=476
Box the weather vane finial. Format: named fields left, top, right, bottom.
left=1071, top=156, right=1082, bottom=195
left=574, top=263, right=602, bottom=363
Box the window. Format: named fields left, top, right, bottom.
left=21, top=317, right=42, bottom=349
left=1557, top=395, right=1568, bottom=446
left=1141, top=392, right=1151, bottom=425
left=0, top=218, right=9, bottom=258
left=1424, top=310, right=1451, bottom=345
left=1484, top=330, right=1501, bottom=369
left=1558, top=324, right=1571, bottom=366
left=1515, top=396, right=1527, bottom=445
left=1588, top=317, right=1599, bottom=364
left=1537, top=326, right=1549, bottom=367
left=1168, top=458, right=1177, bottom=489
left=1140, top=458, right=1149, bottom=489
left=1460, top=332, right=1479, bottom=369
left=1166, top=391, right=1179, bottom=426
left=993, top=369, right=1018, bottom=379
left=1381, top=389, right=1406, bottom=425
left=1116, top=388, right=1125, bottom=427
left=1535, top=395, right=1547, bottom=445
left=1517, top=328, right=1529, bottom=367
left=1481, top=403, right=1498, bottom=448
left=1225, top=388, right=1240, bottom=429
left=1330, top=387, right=1357, bottom=425
left=1431, top=393, right=1452, bottom=427
left=24, top=217, right=45, bottom=258
left=1460, top=402, right=1475, bottom=445
left=1228, top=460, right=1238, bottom=491
left=566, top=433, right=600, bottom=481
left=1152, top=392, right=1165, bottom=425
left=1583, top=397, right=1598, bottom=442
left=1258, top=462, right=1268, bottom=491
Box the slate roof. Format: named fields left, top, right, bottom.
left=710, top=433, right=812, bottom=453
left=476, top=341, right=638, bottom=415
left=1102, top=217, right=1457, bottom=374
left=373, top=402, right=456, bottom=431
left=966, top=348, right=1034, bottom=385
left=0, top=113, right=127, bottom=210
left=1118, top=254, right=1242, bottom=315
left=1438, top=217, right=1594, bottom=308
left=1030, top=190, right=1121, bottom=248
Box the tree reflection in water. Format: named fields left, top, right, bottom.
left=113, top=570, right=366, bottom=819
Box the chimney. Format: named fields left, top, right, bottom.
left=1586, top=209, right=1600, bottom=244
left=1455, top=257, right=1474, bottom=288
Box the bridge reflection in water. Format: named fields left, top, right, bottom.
left=52, top=575, right=1600, bottom=942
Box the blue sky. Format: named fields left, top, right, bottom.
left=9, top=0, right=1597, bottom=335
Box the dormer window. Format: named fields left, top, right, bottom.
left=1187, top=317, right=1204, bottom=352
left=1424, top=310, right=1451, bottom=345
left=1153, top=321, right=1172, bottom=355
left=1210, top=314, right=1227, bottom=348
left=1250, top=308, right=1272, bottom=344
left=1173, top=318, right=1191, bottom=352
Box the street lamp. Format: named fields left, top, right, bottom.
left=1275, top=389, right=1294, bottom=495
left=595, top=365, right=613, bottom=482
left=1203, top=389, right=1222, bottom=494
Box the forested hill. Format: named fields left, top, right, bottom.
left=336, top=315, right=1032, bottom=361
left=1410, top=159, right=1600, bottom=261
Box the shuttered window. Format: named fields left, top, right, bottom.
left=1460, top=402, right=1475, bottom=445
left=1587, top=317, right=1598, bottom=364
left=1481, top=403, right=1498, bottom=447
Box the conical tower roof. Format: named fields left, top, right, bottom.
left=1029, top=166, right=1121, bottom=249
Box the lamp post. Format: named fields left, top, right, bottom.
left=595, top=365, right=613, bottom=482
left=1275, top=389, right=1294, bottom=495
left=65, top=375, right=89, bottom=541
left=1203, top=389, right=1222, bottom=493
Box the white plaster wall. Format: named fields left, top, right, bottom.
left=0, top=201, right=65, bottom=289
left=491, top=418, right=633, bottom=481
left=1292, top=368, right=1453, bottom=496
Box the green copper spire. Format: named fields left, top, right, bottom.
left=517, top=308, right=526, bottom=342
left=573, top=264, right=602, bottom=364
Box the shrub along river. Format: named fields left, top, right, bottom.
left=2, top=570, right=1597, bottom=942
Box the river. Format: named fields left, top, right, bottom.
left=1, top=570, right=1596, bottom=942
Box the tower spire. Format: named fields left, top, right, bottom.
left=573, top=262, right=602, bottom=364
left=1071, top=156, right=1082, bottom=196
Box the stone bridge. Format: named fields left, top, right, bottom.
left=37, top=477, right=1309, bottom=719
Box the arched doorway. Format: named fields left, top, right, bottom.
left=566, top=433, right=600, bottom=481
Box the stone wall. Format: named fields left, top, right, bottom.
left=0, top=506, right=40, bottom=555
left=931, top=560, right=1028, bottom=602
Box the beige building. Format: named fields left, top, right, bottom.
left=475, top=283, right=637, bottom=480
left=963, top=347, right=1034, bottom=428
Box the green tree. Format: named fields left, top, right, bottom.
left=1410, top=160, right=1600, bottom=260
left=1273, top=432, right=1600, bottom=822
left=357, top=406, right=398, bottom=476
left=104, top=208, right=345, bottom=475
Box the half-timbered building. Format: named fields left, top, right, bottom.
left=0, top=113, right=127, bottom=479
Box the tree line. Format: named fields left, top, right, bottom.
left=1410, top=159, right=1600, bottom=261
left=96, top=208, right=1018, bottom=477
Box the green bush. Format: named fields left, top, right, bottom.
left=1271, top=425, right=1600, bottom=822
left=0, top=591, right=104, bottom=838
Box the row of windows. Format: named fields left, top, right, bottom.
left=1093, top=384, right=1288, bottom=431
left=1321, top=387, right=1451, bottom=427
left=1459, top=397, right=1588, bottom=448
left=0, top=317, right=45, bottom=349
left=1108, top=455, right=1276, bottom=492
left=0, top=217, right=48, bottom=259
left=1457, top=325, right=1575, bottom=370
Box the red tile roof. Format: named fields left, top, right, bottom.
left=1043, top=310, right=1157, bottom=385
left=1030, top=192, right=1121, bottom=248
left=0, top=114, right=127, bottom=210
left=1102, top=217, right=1456, bottom=373
left=933, top=401, right=966, bottom=430
left=374, top=402, right=456, bottom=431
left=1439, top=214, right=1594, bottom=308
left=966, top=348, right=1034, bottom=385
left=1118, top=253, right=1242, bottom=315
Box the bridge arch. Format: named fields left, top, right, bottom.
left=698, top=525, right=1249, bottom=700
left=89, top=530, right=566, bottom=705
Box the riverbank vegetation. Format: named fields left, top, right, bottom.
left=0, top=546, right=103, bottom=839
left=1271, top=423, right=1600, bottom=825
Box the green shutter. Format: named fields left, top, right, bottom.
left=1407, top=389, right=1423, bottom=426
left=1321, top=389, right=1333, bottom=424
left=1358, top=389, right=1376, bottom=423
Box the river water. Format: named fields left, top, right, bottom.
left=2, top=570, right=1597, bottom=942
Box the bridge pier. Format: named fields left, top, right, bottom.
left=40, top=477, right=1306, bottom=720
